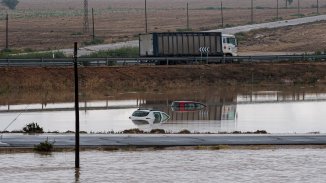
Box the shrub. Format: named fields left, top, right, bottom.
left=23, top=122, right=44, bottom=133
left=253, top=130, right=268, bottom=134
left=65, top=130, right=75, bottom=133
left=1, top=0, right=19, bottom=10
left=122, top=128, right=144, bottom=134
left=71, top=32, right=83, bottom=36
left=176, top=28, right=193, bottom=32
left=83, top=38, right=105, bottom=46
left=178, top=129, right=191, bottom=134
left=34, top=138, right=54, bottom=152
left=84, top=47, right=139, bottom=58
left=150, top=129, right=165, bottom=134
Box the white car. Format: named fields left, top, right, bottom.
left=129, top=109, right=170, bottom=124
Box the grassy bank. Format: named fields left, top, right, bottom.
left=0, top=63, right=326, bottom=102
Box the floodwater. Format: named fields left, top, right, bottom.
left=0, top=148, right=326, bottom=183
left=1, top=88, right=326, bottom=133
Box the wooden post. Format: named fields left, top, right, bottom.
left=221, top=1, right=224, bottom=27
left=92, top=8, right=95, bottom=40
left=74, top=42, right=80, bottom=169
left=187, top=2, right=189, bottom=30
left=145, top=0, right=148, bottom=33
left=6, top=13, right=8, bottom=49
left=277, top=0, right=279, bottom=20
left=251, top=0, right=254, bottom=24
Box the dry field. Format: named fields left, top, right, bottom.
left=238, top=20, right=326, bottom=52
left=0, top=0, right=325, bottom=51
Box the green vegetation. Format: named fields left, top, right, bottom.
left=1, top=0, right=19, bottom=10
left=83, top=38, right=105, bottom=46
left=270, top=17, right=283, bottom=21
left=178, top=129, right=191, bottom=134
left=0, top=49, right=66, bottom=59
left=291, top=13, right=305, bottom=18
left=286, top=0, right=294, bottom=5
left=83, top=47, right=139, bottom=58
left=122, top=128, right=144, bottom=134
left=176, top=28, right=193, bottom=32
left=71, top=32, right=83, bottom=36
left=34, top=138, right=54, bottom=153
left=150, top=129, right=166, bottom=134
left=235, top=32, right=248, bottom=43
left=23, top=122, right=44, bottom=133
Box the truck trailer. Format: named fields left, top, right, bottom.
left=139, top=32, right=237, bottom=58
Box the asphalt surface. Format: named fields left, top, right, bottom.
left=58, top=15, right=326, bottom=57
left=1, top=134, right=326, bottom=148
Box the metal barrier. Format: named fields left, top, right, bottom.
left=0, top=54, right=326, bottom=67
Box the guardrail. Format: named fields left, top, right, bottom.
left=0, top=54, right=326, bottom=67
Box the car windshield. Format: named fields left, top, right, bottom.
left=132, top=111, right=149, bottom=117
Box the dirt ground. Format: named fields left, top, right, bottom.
left=238, top=20, right=326, bottom=53
left=0, top=0, right=325, bottom=51
left=1, top=63, right=326, bottom=104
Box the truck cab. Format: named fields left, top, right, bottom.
left=222, top=34, right=238, bottom=56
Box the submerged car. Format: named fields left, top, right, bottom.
left=171, top=101, right=206, bottom=112
left=129, top=109, right=170, bottom=124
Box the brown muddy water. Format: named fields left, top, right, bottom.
left=0, top=149, right=326, bottom=182
left=0, top=86, right=326, bottom=133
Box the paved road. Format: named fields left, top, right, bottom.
left=59, top=15, right=326, bottom=57
left=1, top=134, right=326, bottom=148
left=206, top=14, right=326, bottom=34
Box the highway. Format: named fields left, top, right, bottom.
left=1, top=134, right=326, bottom=148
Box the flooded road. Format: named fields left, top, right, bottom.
left=1, top=88, right=326, bottom=134
left=0, top=148, right=326, bottom=183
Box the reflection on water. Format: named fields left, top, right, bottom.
left=1, top=89, right=326, bottom=133
left=0, top=149, right=326, bottom=183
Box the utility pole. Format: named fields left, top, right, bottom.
left=220, top=1, right=224, bottom=28
left=92, top=8, right=95, bottom=40
left=251, top=0, right=254, bottom=24
left=317, top=0, right=319, bottom=14
left=145, top=0, right=148, bottom=33
left=187, top=2, right=189, bottom=30
left=297, top=0, right=300, bottom=14
left=5, top=13, right=8, bottom=49
left=73, top=42, right=80, bottom=169
left=83, top=0, right=89, bottom=33
left=277, top=0, right=279, bottom=20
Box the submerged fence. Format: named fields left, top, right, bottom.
left=0, top=54, right=326, bottom=67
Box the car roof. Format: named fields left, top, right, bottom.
left=136, top=109, right=162, bottom=112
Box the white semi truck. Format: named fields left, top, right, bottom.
left=139, top=32, right=237, bottom=57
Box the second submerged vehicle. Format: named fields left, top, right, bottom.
left=171, top=101, right=206, bottom=112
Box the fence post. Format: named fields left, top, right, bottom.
left=206, top=52, right=209, bottom=64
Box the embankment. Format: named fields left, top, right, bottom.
left=1, top=63, right=326, bottom=95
